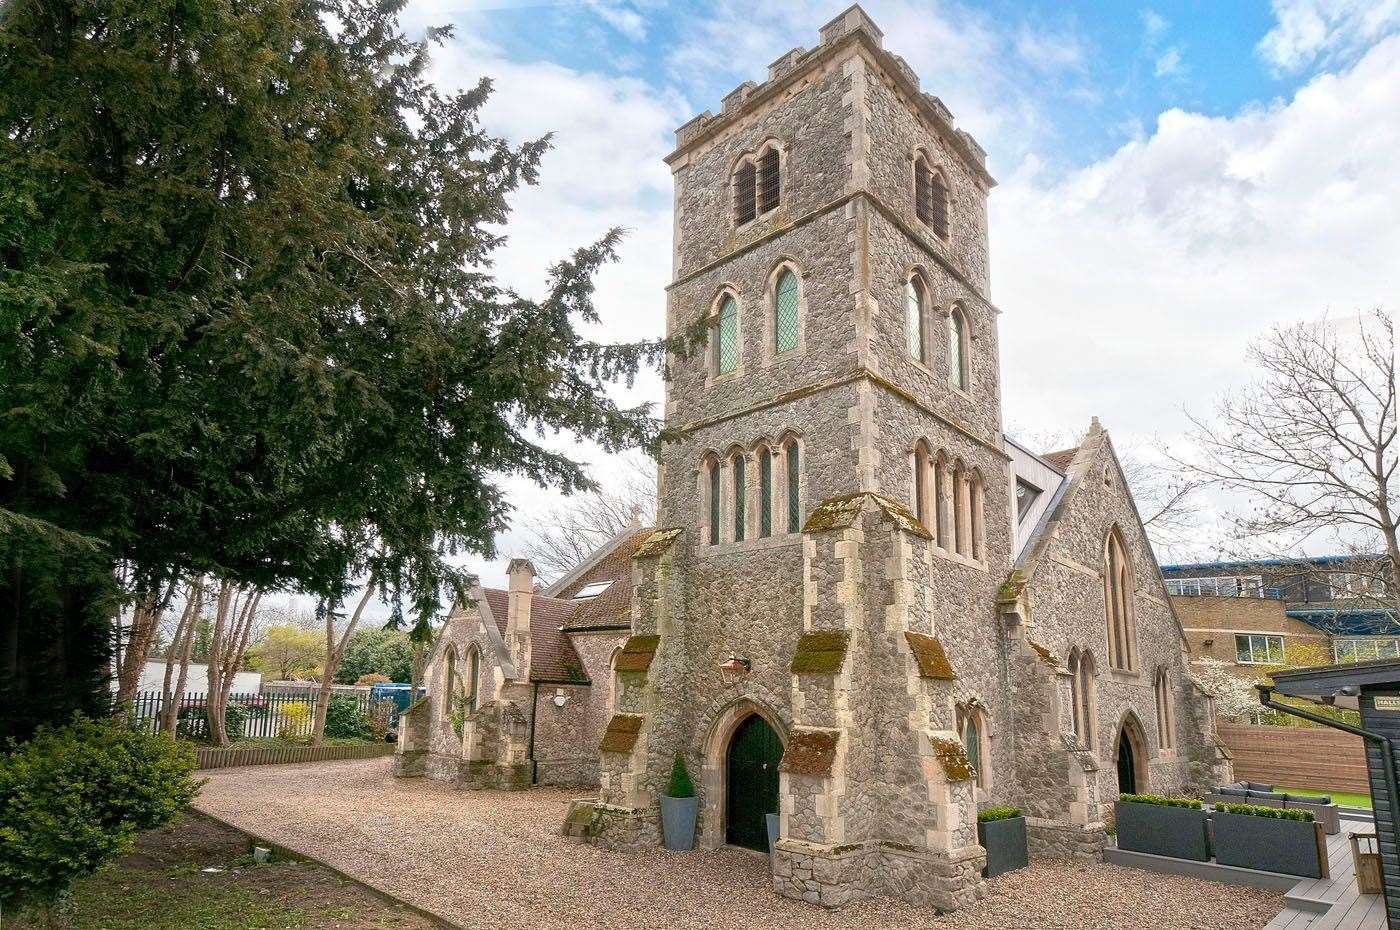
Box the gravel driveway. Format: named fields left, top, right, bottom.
left=195, top=758, right=1281, bottom=930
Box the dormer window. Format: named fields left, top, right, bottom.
left=1015, top=478, right=1042, bottom=522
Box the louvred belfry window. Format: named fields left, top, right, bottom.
left=915, top=158, right=932, bottom=225
left=758, top=147, right=780, bottom=214
left=734, top=162, right=757, bottom=225
left=929, top=170, right=949, bottom=238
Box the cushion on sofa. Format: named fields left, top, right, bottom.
left=1246, top=782, right=1274, bottom=792
left=1246, top=790, right=1286, bottom=800
left=1285, top=794, right=1331, bottom=805
left=1216, top=787, right=1248, bottom=796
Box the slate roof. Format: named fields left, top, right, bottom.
left=480, top=589, right=588, bottom=684
left=557, top=527, right=655, bottom=630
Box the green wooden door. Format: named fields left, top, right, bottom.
left=726, top=714, right=782, bottom=850
left=1117, top=731, right=1137, bottom=795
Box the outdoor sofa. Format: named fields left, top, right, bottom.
left=1205, top=782, right=1342, bottom=835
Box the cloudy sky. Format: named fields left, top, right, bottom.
left=404, top=0, right=1400, bottom=587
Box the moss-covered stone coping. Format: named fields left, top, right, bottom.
left=997, top=569, right=1027, bottom=603
left=801, top=492, right=931, bottom=539
left=633, top=527, right=684, bottom=559
left=930, top=736, right=974, bottom=781
left=779, top=728, right=841, bottom=777
left=904, top=631, right=956, bottom=680
left=598, top=713, right=644, bottom=753
left=1027, top=639, right=1058, bottom=667
left=614, top=634, right=660, bottom=673
left=790, top=630, right=851, bottom=674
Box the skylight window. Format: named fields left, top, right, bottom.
left=573, top=581, right=612, bottom=601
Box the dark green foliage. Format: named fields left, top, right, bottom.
left=334, top=628, right=413, bottom=684
left=322, top=696, right=370, bottom=741
left=1218, top=802, right=1315, bottom=822
left=1, top=0, right=687, bottom=733
left=0, top=717, right=200, bottom=913
left=977, top=806, right=1022, bottom=823
left=1119, top=793, right=1203, bottom=809
left=666, top=753, right=695, bottom=799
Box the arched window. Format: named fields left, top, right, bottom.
left=929, top=169, right=949, bottom=238
left=465, top=646, right=480, bottom=714
left=733, top=160, right=756, bottom=225
left=1068, top=649, right=1097, bottom=749
left=958, top=704, right=989, bottom=790
left=1105, top=527, right=1137, bottom=671
left=914, top=155, right=932, bottom=225
left=953, top=460, right=969, bottom=557
left=758, top=446, right=773, bottom=538
left=934, top=453, right=949, bottom=548
left=707, top=457, right=721, bottom=545
left=757, top=145, right=781, bottom=214
left=906, top=275, right=926, bottom=362
left=442, top=648, right=457, bottom=722
left=912, top=441, right=931, bottom=528
left=970, top=469, right=984, bottom=562
left=784, top=438, right=801, bottom=533
left=731, top=450, right=746, bottom=542
left=949, top=306, right=969, bottom=391
left=774, top=269, right=799, bottom=354
left=609, top=646, right=623, bottom=713
left=713, top=295, right=739, bottom=375
left=1155, top=668, right=1174, bottom=750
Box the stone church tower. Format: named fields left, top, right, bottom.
left=579, top=4, right=1228, bottom=911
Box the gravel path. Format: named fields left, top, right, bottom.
left=196, top=758, right=1281, bottom=930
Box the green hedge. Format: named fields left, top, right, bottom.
left=1119, top=792, right=1202, bottom=809
left=977, top=806, right=1022, bottom=823
left=1217, top=802, right=1314, bottom=822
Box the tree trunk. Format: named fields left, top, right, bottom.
left=160, top=580, right=203, bottom=736
left=312, top=582, right=375, bottom=745
left=204, top=582, right=233, bottom=746
left=115, top=589, right=163, bottom=710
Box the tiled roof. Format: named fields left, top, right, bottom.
left=481, top=589, right=588, bottom=684
left=558, top=527, right=655, bottom=629
left=1042, top=447, right=1078, bottom=470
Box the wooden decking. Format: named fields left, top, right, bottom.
left=1265, top=816, right=1387, bottom=930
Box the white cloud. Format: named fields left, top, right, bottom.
left=994, top=34, right=1400, bottom=559
left=582, top=0, right=646, bottom=41
left=1141, top=9, right=1169, bottom=41
left=1153, top=46, right=1183, bottom=77
left=1259, top=0, right=1400, bottom=73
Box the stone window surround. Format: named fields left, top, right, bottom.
left=1103, top=526, right=1140, bottom=673
left=954, top=699, right=992, bottom=796
left=901, top=265, right=975, bottom=400
left=705, top=285, right=745, bottom=385
left=1153, top=666, right=1175, bottom=753
left=698, top=433, right=805, bottom=549
left=909, top=148, right=952, bottom=242
left=1066, top=647, right=1098, bottom=753
left=762, top=258, right=808, bottom=364
left=947, top=303, right=971, bottom=396
left=730, top=138, right=785, bottom=231
left=909, top=441, right=986, bottom=568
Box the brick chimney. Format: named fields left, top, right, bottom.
left=506, top=558, right=534, bottom=680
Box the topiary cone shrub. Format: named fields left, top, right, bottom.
left=0, top=716, right=201, bottom=920
left=667, top=752, right=695, bottom=798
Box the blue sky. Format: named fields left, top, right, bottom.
left=386, top=0, right=1400, bottom=584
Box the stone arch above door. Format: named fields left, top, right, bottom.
left=697, top=696, right=790, bottom=850
left=1113, top=710, right=1150, bottom=796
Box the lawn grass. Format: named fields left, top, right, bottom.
left=6, top=810, right=436, bottom=930
left=1278, top=785, right=1373, bottom=808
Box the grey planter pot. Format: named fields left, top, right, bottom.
left=659, top=795, right=699, bottom=851
left=1114, top=801, right=1210, bottom=861
left=1212, top=812, right=1324, bottom=878
left=766, top=813, right=781, bottom=870
left=978, top=816, right=1028, bottom=877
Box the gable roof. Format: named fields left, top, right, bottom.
left=1041, top=447, right=1079, bottom=471
left=558, top=526, right=655, bottom=630
left=480, top=589, right=588, bottom=684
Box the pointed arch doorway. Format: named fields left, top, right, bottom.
left=1115, top=715, right=1148, bottom=795
left=725, top=713, right=783, bottom=850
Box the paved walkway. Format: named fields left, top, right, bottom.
left=195, top=758, right=1282, bottom=930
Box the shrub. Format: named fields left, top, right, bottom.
left=323, top=696, right=371, bottom=741
left=1119, top=792, right=1202, bottom=809
left=356, top=673, right=391, bottom=687
left=1217, top=802, right=1314, bottom=822
left=175, top=703, right=246, bottom=741
left=0, top=717, right=201, bottom=915
left=278, top=701, right=311, bottom=740
left=977, top=806, right=1022, bottom=823
left=368, top=699, right=396, bottom=742
left=666, top=753, right=695, bottom=799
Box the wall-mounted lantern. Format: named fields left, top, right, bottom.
left=719, top=654, right=752, bottom=686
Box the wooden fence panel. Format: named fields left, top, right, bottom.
left=194, top=742, right=394, bottom=769
left=1217, top=723, right=1370, bottom=794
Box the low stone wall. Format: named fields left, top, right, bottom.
left=196, top=742, right=394, bottom=770
left=1217, top=723, right=1369, bottom=794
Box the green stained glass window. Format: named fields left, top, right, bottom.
left=708, top=461, right=720, bottom=545
left=906, top=278, right=924, bottom=362
left=963, top=715, right=981, bottom=781
left=759, top=448, right=773, bottom=538
left=775, top=270, right=799, bottom=353
left=716, top=297, right=739, bottom=374
left=786, top=441, right=801, bottom=533
left=733, top=454, right=746, bottom=542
